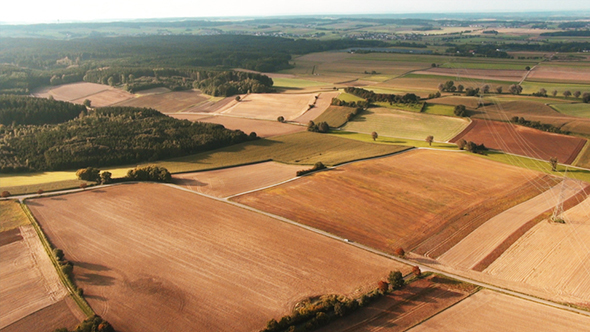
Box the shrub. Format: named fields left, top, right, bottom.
left=79, top=183, right=88, bottom=190
left=394, top=247, right=405, bottom=257
left=378, top=280, right=389, bottom=293
left=388, top=271, right=404, bottom=290
left=100, top=171, right=112, bottom=185
left=1, top=191, right=10, bottom=198
left=126, top=165, right=172, bottom=182
left=413, top=266, right=422, bottom=277
left=53, top=248, right=64, bottom=261
left=76, top=167, right=101, bottom=182
left=277, top=116, right=285, bottom=123
left=457, top=139, right=467, bottom=150
left=297, top=162, right=327, bottom=176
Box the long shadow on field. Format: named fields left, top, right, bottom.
left=84, top=294, right=108, bottom=301
left=77, top=272, right=116, bottom=286
left=72, top=261, right=111, bottom=271
left=173, top=178, right=208, bottom=187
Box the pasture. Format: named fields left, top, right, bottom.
left=0, top=225, right=79, bottom=330
left=342, top=107, right=470, bottom=142
left=423, top=104, right=455, bottom=116
left=28, top=183, right=410, bottom=332
left=217, top=93, right=317, bottom=121
left=450, top=119, right=587, bottom=164
left=233, top=150, right=551, bottom=255
left=407, top=289, right=590, bottom=332
left=550, top=103, right=590, bottom=118
left=173, top=161, right=302, bottom=198
left=484, top=195, right=590, bottom=305
left=114, top=90, right=209, bottom=113
left=520, top=81, right=590, bottom=96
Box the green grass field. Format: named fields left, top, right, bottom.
left=374, top=102, right=423, bottom=112
left=337, top=92, right=365, bottom=103
left=423, top=104, right=456, bottom=116
left=403, top=73, right=518, bottom=85
left=0, top=201, right=30, bottom=232
left=439, top=60, right=536, bottom=71
left=521, top=81, right=590, bottom=95
left=314, top=105, right=356, bottom=128
left=549, top=103, right=590, bottom=118
left=329, top=131, right=458, bottom=149
left=341, top=108, right=470, bottom=142
left=272, top=77, right=331, bottom=88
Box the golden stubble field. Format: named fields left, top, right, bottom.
left=33, top=82, right=133, bottom=107
left=217, top=93, right=318, bottom=121
left=28, top=183, right=410, bottom=332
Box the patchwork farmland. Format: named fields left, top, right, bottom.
left=33, top=82, right=134, bottom=107
left=27, top=183, right=410, bottom=332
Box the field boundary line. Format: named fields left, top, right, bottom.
left=572, top=140, right=590, bottom=167
left=18, top=202, right=94, bottom=317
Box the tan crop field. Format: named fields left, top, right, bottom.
left=113, top=90, right=209, bottom=113
left=293, top=91, right=340, bottom=124
left=415, top=67, right=526, bottom=82
left=1, top=297, right=82, bottom=332
left=232, top=150, right=552, bottom=255
left=484, top=196, right=590, bottom=305
left=0, top=201, right=30, bottom=232
left=450, top=119, right=587, bottom=164
left=173, top=161, right=302, bottom=198
left=527, top=65, right=590, bottom=84
left=0, top=225, right=79, bottom=330
left=407, top=289, right=590, bottom=332
left=28, top=183, right=410, bottom=332
left=173, top=115, right=306, bottom=137
left=217, top=93, right=318, bottom=121
left=33, top=82, right=133, bottom=106
left=437, top=179, right=586, bottom=270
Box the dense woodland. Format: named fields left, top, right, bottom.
left=0, top=102, right=255, bottom=172
left=0, top=95, right=86, bottom=125
left=343, top=87, right=420, bottom=104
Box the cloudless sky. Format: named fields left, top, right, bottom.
left=2, top=0, right=590, bottom=24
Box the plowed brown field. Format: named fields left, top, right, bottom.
left=407, top=289, right=590, bottom=332
left=113, top=90, right=208, bottom=113
left=217, top=93, right=318, bottom=121
left=450, top=119, right=586, bottom=164
left=33, top=82, right=133, bottom=106
left=232, top=150, right=552, bottom=255
left=484, top=195, right=590, bottom=305
left=28, top=183, right=409, bottom=332
left=0, top=226, right=77, bottom=329
left=528, top=66, right=590, bottom=84
left=1, top=298, right=83, bottom=332
left=173, top=161, right=302, bottom=197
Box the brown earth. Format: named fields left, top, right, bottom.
left=172, top=161, right=302, bottom=198
left=184, top=96, right=234, bottom=113
left=316, top=275, right=475, bottom=332
left=450, top=118, right=587, bottom=164
left=232, top=150, right=550, bottom=255
left=33, top=82, right=133, bottom=106
left=528, top=66, right=590, bottom=83
left=28, top=183, right=410, bottom=332
left=71, top=89, right=134, bottom=107
left=0, top=226, right=73, bottom=329
left=416, top=67, right=525, bottom=82
left=171, top=115, right=306, bottom=138
left=216, top=93, right=318, bottom=121
left=113, top=90, right=208, bottom=113
left=407, top=289, right=590, bottom=332
left=293, top=91, right=340, bottom=124
left=1, top=298, right=83, bottom=332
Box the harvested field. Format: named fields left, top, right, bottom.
left=415, top=67, right=525, bottom=82
left=173, top=161, right=302, bottom=198
left=217, top=93, right=318, bottom=121
left=33, top=82, right=133, bottom=106
left=113, top=90, right=208, bottom=113
left=484, top=195, right=590, bottom=304
left=521, top=81, right=590, bottom=96
left=407, top=289, right=590, bottom=332
left=233, top=150, right=551, bottom=255
left=437, top=179, right=586, bottom=270
left=314, top=105, right=357, bottom=128
left=1, top=298, right=82, bottom=332
left=0, top=201, right=29, bottom=232
left=575, top=143, right=590, bottom=169
left=428, top=96, right=485, bottom=109
left=527, top=65, right=590, bottom=84
left=293, top=91, right=340, bottom=124
left=316, top=275, right=476, bottom=332
left=173, top=115, right=306, bottom=138
left=28, top=183, right=410, bottom=332
left=0, top=225, right=73, bottom=329
left=342, top=107, right=470, bottom=142
left=184, top=96, right=233, bottom=113
left=450, top=119, right=587, bottom=164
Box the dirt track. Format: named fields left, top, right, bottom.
left=28, top=183, right=409, bottom=332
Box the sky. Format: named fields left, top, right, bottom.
left=2, top=0, right=590, bottom=24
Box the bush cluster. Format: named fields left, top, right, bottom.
left=126, top=165, right=172, bottom=183
left=296, top=162, right=326, bottom=176
left=343, top=87, right=419, bottom=104
left=53, top=315, right=114, bottom=332
left=510, top=116, right=568, bottom=134
left=307, top=121, right=330, bottom=133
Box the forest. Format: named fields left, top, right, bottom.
left=0, top=103, right=256, bottom=172
left=0, top=95, right=86, bottom=125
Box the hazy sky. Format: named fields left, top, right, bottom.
left=2, top=0, right=590, bottom=24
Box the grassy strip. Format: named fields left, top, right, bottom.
left=329, top=131, right=459, bottom=149
left=472, top=185, right=590, bottom=272
left=314, top=105, right=356, bottom=128
left=0, top=200, right=30, bottom=232
left=19, top=202, right=94, bottom=317
left=374, top=101, right=423, bottom=112
left=0, top=179, right=93, bottom=196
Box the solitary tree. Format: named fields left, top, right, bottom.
left=378, top=280, right=389, bottom=293
left=277, top=116, right=285, bottom=123
left=412, top=266, right=422, bottom=277
left=426, top=135, right=434, bottom=146
left=552, top=90, right=558, bottom=97
left=437, top=83, right=444, bottom=92
left=496, top=86, right=503, bottom=94
left=525, top=66, right=531, bottom=71
left=457, top=84, right=464, bottom=93
left=1, top=191, right=10, bottom=198
left=235, top=96, right=241, bottom=102
left=563, top=90, right=572, bottom=98
left=394, top=247, right=405, bottom=257
left=549, top=157, right=558, bottom=172
left=574, top=91, right=582, bottom=99
left=454, top=104, right=467, bottom=117
left=100, top=171, right=112, bottom=185
left=482, top=84, right=490, bottom=94
left=388, top=271, right=404, bottom=290
left=457, top=139, right=467, bottom=150
left=371, top=131, right=378, bottom=141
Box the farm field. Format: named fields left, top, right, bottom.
left=428, top=96, right=483, bottom=109
left=414, top=67, right=525, bottom=82
left=407, top=289, right=590, bottom=332
left=423, top=104, right=455, bottom=116
left=437, top=179, right=585, bottom=269
left=293, top=91, right=340, bottom=124
left=28, top=183, right=410, bottom=332
left=1, top=298, right=82, bottom=332
left=232, top=149, right=553, bottom=255
left=0, top=225, right=80, bottom=330
left=0, top=201, right=29, bottom=232
left=33, top=82, right=133, bottom=107
left=329, top=131, right=459, bottom=150
left=216, top=93, right=318, bottom=121
left=342, top=107, right=470, bottom=142
left=113, top=90, right=209, bottom=113
left=173, top=115, right=306, bottom=137
left=450, top=118, right=587, bottom=164
left=527, top=65, right=590, bottom=84
left=172, top=161, right=302, bottom=198
left=550, top=103, right=590, bottom=118
left=484, top=196, right=590, bottom=305
left=316, top=275, right=476, bottom=332
left=272, top=77, right=331, bottom=88
left=314, top=105, right=356, bottom=128
left=520, top=81, right=590, bottom=95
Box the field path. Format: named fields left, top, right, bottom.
left=438, top=179, right=585, bottom=270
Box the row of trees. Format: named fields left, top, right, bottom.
left=343, top=87, right=420, bottom=104
left=1, top=106, right=256, bottom=172
left=510, top=117, right=568, bottom=134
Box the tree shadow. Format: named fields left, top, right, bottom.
left=71, top=261, right=111, bottom=271
left=77, top=272, right=116, bottom=286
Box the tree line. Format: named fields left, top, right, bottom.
left=343, top=87, right=420, bottom=104
left=0, top=105, right=256, bottom=172
left=0, top=95, right=86, bottom=125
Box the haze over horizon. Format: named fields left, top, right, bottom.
left=3, top=0, right=590, bottom=25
